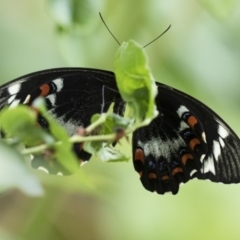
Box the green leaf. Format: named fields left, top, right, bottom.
left=0, top=106, right=55, bottom=146
left=0, top=228, right=21, bottom=240
left=90, top=113, right=133, bottom=135
left=0, top=106, right=36, bottom=138
left=114, top=40, right=158, bottom=126
left=84, top=141, right=129, bottom=162
left=98, top=143, right=129, bottom=162
left=0, top=139, right=43, bottom=196
left=83, top=113, right=131, bottom=162
left=53, top=144, right=80, bottom=173
left=33, top=98, right=79, bottom=173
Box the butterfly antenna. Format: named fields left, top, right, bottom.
left=99, top=12, right=121, bottom=46
left=143, top=24, right=171, bottom=48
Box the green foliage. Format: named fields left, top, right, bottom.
left=83, top=113, right=132, bottom=162
left=199, top=0, right=238, bottom=19
left=47, top=0, right=101, bottom=34
left=32, top=98, right=80, bottom=174
left=0, top=105, right=54, bottom=146
left=0, top=139, right=43, bottom=196
left=115, top=40, right=158, bottom=126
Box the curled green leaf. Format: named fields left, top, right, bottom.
left=114, top=40, right=158, bottom=126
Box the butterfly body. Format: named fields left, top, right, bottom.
left=1, top=68, right=240, bottom=194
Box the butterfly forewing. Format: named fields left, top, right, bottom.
left=0, top=68, right=120, bottom=131
left=0, top=68, right=122, bottom=173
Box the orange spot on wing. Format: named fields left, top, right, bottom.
left=134, top=149, right=145, bottom=164
left=189, top=138, right=201, bottom=150
left=149, top=173, right=157, bottom=179
left=181, top=153, right=194, bottom=165
left=162, top=175, right=170, bottom=181
left=172, top=167, right=183, bottom=175
left=40, top=84, right=50, bottom=96
left=187, top=116, right=198, bottom=128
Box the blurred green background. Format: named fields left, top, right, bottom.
left=1, top=0, right=240, bottom=239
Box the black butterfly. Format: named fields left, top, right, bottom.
left=0, top=68, right=240, bottom=194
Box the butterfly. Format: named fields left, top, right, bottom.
left=0, top=67, right=240, bottom=194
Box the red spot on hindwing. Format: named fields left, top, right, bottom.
left=189, top=138, right=201, bottom=150
left=181, top=153, right=194, bottom=165
left=134, top=148, right=145, bottom=177
left=187, top=115, right=198, bottom=128
left=172, top=167, right=183, bottom=176
left=134, top=149, right=145, bottom=164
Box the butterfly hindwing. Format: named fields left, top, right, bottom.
left=133, top=82, right=240, bottom=194
left=159, top=83, right=240, bottom=183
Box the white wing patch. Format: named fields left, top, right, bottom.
left=200, top=154, right=206, bottom=163
left=218, top=125, right=229, bottom=139
left=198, top=124, right=228, bottom=176
left=178, top=120, right=189, bottom=132
left=176, top=105, right=189, bottom=117
left=219, top=137, right=225, bottom=148
left=201, top=132, right=207, bottom=143
left=23, top=94, right=31, bottom=104
left=201, top=155, right=216, bottom=175
left=52, top=78, right=63, bottom=92
left=7, top=83, right=21, bottom=95
left=190, top=169, right=197, bottom=177
left=213, top=140, right=221, bottom=162
left=138, top=136, right=185, bottom=160
left=46, top=94, right=56, bottom=106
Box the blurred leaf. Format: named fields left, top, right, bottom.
left=84, top=141, right=129, bottom=162
left=0, top=106, right=55, bottom=146
left=0, top=139, right=43, bottom=196
left=53, top=144, right=80, bottom=173
left=98, top=143, right=129, bottom=162
left=199, top=0, right=238, bottom=19
left=0, top=106, right=36, bottom=137
left=0, top=99, right=79, bottom=175
left=0, top=229, right=20, bottom=240
left=32, top=98, right=79, bottom=174
left=47, top=0, right=103, bottom=34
